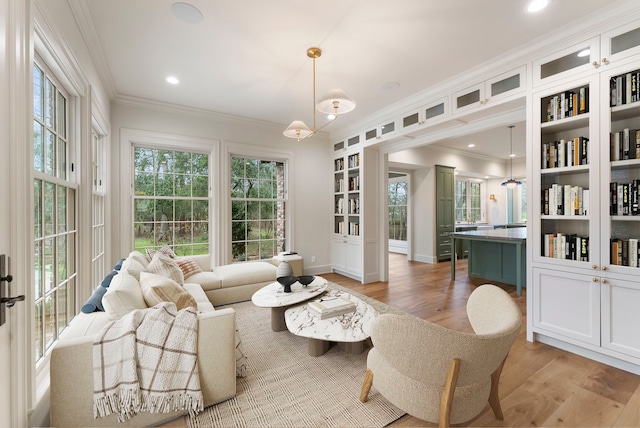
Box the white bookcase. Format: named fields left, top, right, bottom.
left=530, top=29, right=640, bottom=373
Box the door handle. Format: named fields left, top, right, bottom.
left=1, top=254, right=25, bottom=326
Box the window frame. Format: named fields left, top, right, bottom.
left=455, top=177, right=485, bottom=223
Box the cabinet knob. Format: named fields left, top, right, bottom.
left=591, top=265, right=598, bottom=270
left=592, top=278, right=599, bottom=282
left=418, top=120, right=425, bottom=125
left=601, top=57, right=609, bottom=65
left=602, top=279, right=608, bottom=284
left=601, top=266, right=607, bottom=271
left=592, top=60, right=600, bottom=68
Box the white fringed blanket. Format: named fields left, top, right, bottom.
left=93, top=302, right=203, bottom=422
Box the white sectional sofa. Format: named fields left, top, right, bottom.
left=49, top=250, right=283, bottom=427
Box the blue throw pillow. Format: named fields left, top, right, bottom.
left=101, top=270, right=118, bottom=288
left=81, top=286, right=107, bottom=313
left=113, top=258, right=126, bottom=271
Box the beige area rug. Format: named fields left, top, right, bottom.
left=186, top=283, right=407, bottom=428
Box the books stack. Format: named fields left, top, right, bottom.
left=307, top=296, right=356, bottom=320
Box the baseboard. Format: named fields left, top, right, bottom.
left=413, top=254, right=437, bottom=264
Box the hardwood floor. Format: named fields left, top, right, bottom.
left=323, top=253, right=640, bottom=427
left=164, top=254, right=640, bottom=427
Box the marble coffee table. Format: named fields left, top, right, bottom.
left=284, top=288, right=378, bottom=357
left=251, top=276, right=329, bottom=331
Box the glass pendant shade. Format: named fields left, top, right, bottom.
left=283, top=120, right=313, bottom=141
left=501, top=125, right=522, bottom=188
left=316, top=89, right=356, bottom=115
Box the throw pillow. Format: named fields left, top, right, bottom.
left=81, top=285, right=107, bottom=313
left=146, top=253, right=184, bottom=285
left=102, top=272, right=147, bottom=320
left=127, top=251, right=149, bottom=269
left=100, top=270, right=118, bottom=288
left=139, top=271, right=198, bottom=311
left=145, top=245, right=176, bottom=261
left=175, top=257, right=202, bottom=279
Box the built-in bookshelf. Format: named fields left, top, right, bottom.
left=334, top=151, right=361, bottom=236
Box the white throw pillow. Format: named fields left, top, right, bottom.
left=102, top=271, right=147, bottom=320
left=146, top=252, right=185, bottom=285
left=139, top=271, right=198, bottom=310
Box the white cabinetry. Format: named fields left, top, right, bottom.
left=332, top=144, right=379, bottom=282
left=452, top=66, right=526, bottom=115
left=530, top=25, right=640, bottom=373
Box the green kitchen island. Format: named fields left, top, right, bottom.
left=450, top=227, right=526, bottom=296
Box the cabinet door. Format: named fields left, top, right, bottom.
left=532, top=267, right=600, bottom=346
left=331, top=238, right=346, bottom=271
left=599, top=63, right=640, bottom=276
left=533, top=37, right=600, bottom=86
left=601, top=277, right=640, bottom=360
left=345, top=239, right=362, bottom=275
left=601, top=18, right=640, bottom=68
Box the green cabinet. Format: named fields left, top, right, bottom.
left=436, top=165, right=455, bottom=262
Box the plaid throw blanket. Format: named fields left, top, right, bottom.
left=93, top=302, right=203, bottom=422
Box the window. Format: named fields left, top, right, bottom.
left=455, top=179, right=482, bottom=223
left=92, top=129, right=105, bottom=290
left=388, top=175, right=407, bottom=241
left=133, top=147, right=210, bottom=256
left=231, top=157, right=286, bottom=262
left=33, top=61, right=77, bottom=364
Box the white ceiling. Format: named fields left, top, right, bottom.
left=81, top=0, right=621, bottom=159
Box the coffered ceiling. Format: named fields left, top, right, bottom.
left=77, top=0, right=622, bottom=159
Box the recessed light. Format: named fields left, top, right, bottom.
left=468, top=144, right=475, bottom=148
left=166, top=76, right=180, bottom=84
left=527, top=0, right=549, bottom=13
left=171, top=2, right=203, bottom=24
left=577, top=49, right=590, bottom=57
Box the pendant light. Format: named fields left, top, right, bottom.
left=501, top=125, right=522, bottom=188
left=283, top=47, right=356, bottom=142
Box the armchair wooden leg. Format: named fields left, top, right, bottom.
left=360, top=369, right=374, bottom=403
left=488, top=357, right=508, bottom=420
left=439, top=358, right=460, bottom=428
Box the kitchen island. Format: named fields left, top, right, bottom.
left=450, top=227, right=526, bottom=296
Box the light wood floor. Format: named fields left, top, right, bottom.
left=163, top=254, right=640, bottom=427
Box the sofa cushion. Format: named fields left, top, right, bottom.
left=176, top=257, right=203, bottom=279
left=187, top=271, right=221, bottom=292
left=140, top=271, right=198, bottom=310
left=127, top=251, right=149, bottom=269
left=212, top=262, right=277, bottom=289
left=59, top=311, right=111, bottom=340
left=147, top=252, right=185, bottom=285
left=102, top=271, right=147, bottom=320
left=121, top=257, right=146, bottom=273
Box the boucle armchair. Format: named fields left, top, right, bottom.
left=360, top=284, right=522, bottom=427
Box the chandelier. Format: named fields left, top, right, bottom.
left=283, top=47, right=356, bottom=141
left=501, top=125, right=522, bottom=188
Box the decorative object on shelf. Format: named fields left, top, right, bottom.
left=283, top=47, right=356, bottom=142
left=501, top=125, right=522, bottom=188
left=276, top=260, right=293, bottom=278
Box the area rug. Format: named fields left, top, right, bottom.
left=185, top=284, right=407, bottom=428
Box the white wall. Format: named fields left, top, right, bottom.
left=109, top=101, right=334, bottom=273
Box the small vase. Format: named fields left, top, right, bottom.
left=276, top=260, right=293, bottom=278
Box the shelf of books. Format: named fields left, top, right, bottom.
left=605, top=66, right=640, bottom=273
left=334, top=151, right=362, bottom=237
left=535, top=80, right=597, bottom=268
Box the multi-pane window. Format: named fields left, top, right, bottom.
left=509, top=181, right=528, bottom=224
left=388, top=176, right=407, bottom=241
left=231, top=157, right=286, bottom=262
left=33, top=62, right=77, bottom=363
left=133, top=147, right=209, bottom=256
left=455, top=179, right=482, bottom=223
left=92, top=130, right=105, bottom=289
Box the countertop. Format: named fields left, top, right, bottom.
left=450, top=227, right=527, bottom=241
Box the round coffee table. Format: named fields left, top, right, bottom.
left=251, top=276, right=329, bottom=331
left=284, top=289, right=378, bottom=357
